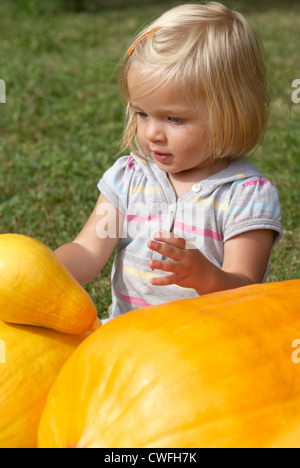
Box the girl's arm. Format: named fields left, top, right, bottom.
left=148, top=229, right=274, bottom=295
left=55, top=194, right=122, bottom=285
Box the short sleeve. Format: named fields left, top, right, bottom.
left=97, top=155, right=136, bottom=215
left=223, top=177, right=283, bottom=245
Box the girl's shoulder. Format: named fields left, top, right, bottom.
left=198, top=157, right=280, bottom=204
left=225, top=157, right=280, bottom=201
left=207, top=156, right=268, bottom=185
left=97, top=153, right=152, bottom=214
left=204, top=157, right=279, bottom=199
left=105, top=153, right=150, bottom=177
left=218, top=157, right=282, bottom=245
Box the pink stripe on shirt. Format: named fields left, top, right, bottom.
left=174, top=221, right=223, bottom=241
left=126, top=214, right=163, bottom=224
left=114, top=287, right=151, bottom=307
left=127, top=155, right=135, bottom=170
left=243, top=178, right=272, bottom=187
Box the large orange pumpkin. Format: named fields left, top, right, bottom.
left=38, top=279, right=300, bottom=448
left=0, top=234, right=99, bottom=334
left=0, top=320, right=87, bottom=448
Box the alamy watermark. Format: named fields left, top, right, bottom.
left=0, top=337, right=299, bottom=366
left=95, top=201, right=210, bottom=247
left=0, top=78, right=299, bottom=104
left=291, top=79, right=300, bottom=104
left=291, top=339, right=300, bottom=364
left=0, top=79, right=6, bottom=104
left=0, top=339, right=6, bottom=364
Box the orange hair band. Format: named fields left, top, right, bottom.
left=127, top=27, right=160, bottom=56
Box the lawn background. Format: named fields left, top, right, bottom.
left=0, top=0, right=299, bottom=319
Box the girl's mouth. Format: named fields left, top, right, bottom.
left=153, top=152, right=173, bottom=163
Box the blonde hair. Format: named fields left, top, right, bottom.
left=119, top=2, right=270, bottom=161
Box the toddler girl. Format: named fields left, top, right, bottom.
left=55, top=2, right=282, bottom=319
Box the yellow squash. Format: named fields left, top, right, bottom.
left=38, top=279, right=300, bottom=448
left=0, top=320, right=87, bottom=448
left=0, top=234, right=99, bottom=334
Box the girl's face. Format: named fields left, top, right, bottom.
left=127, top=65, right=212, bottom=179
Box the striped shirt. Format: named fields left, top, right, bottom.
left=98, top=153, right=282, bottom=317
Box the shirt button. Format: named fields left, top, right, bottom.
left=169, top=204, right=176, bottom=213
left=192, top=184, right=202, bottom=193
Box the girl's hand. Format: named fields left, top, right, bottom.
left=147, top=230, right=209, bottom=291
left=148, top=229, right=275, bottom=295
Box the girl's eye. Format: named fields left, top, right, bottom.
left=136, top=111, right=148, bottom=119
left=168, top=116, right=184, bottom=124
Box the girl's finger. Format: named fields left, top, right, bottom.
left=148, top=239, right=181, bottom=261
left=148, top=258, right=179, bottom=273
left=150, top=272, right=179, bottom=286
left=153, top=230, right=186, bottom=249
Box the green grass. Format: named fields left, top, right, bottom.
left=0, top=0, right=299, bottom=318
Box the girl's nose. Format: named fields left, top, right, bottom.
left=144, top=119, right=166, bottom=142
